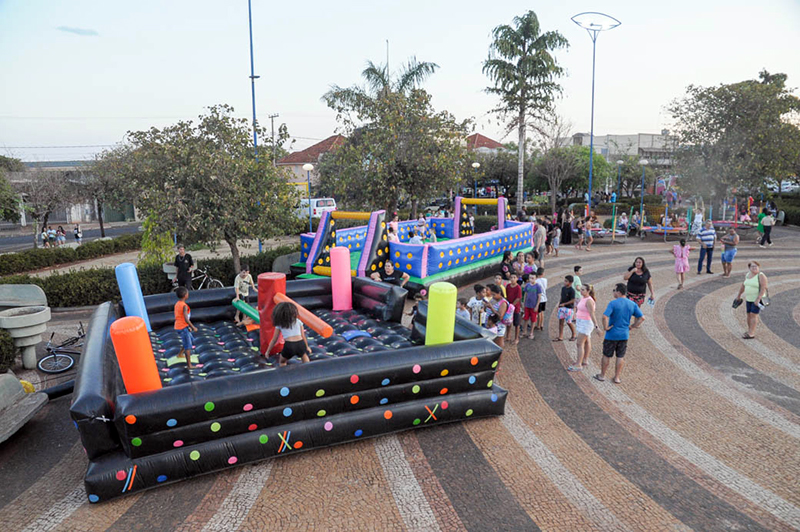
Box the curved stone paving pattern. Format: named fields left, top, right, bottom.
left=1, top=227, right=800, bottom=531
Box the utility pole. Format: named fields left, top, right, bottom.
left=247, top=0, right=260, bottom=160
left=269, top=113, right=279, bottom=166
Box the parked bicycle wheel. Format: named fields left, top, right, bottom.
left=38, top=352, right=75, bottom=373
left=207, top=279, right=224, bottom=289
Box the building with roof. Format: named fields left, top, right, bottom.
left=465, top=133, right=505, bottom=154
left=277, top=135, right=345, bottom=191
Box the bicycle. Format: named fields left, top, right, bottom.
left=38, top=322, right=85, bottom=374
left=172, top=266, right=224, bottom=290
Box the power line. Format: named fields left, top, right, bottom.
left=3, top=135, right=325, bottom=150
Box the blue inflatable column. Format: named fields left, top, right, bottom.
left=115, top=263, right=151, bottom=332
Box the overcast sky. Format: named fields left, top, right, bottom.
left=1, top=0, right=799, bottom=162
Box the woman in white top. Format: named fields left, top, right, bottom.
left=264, top=302, right=311, bottom=366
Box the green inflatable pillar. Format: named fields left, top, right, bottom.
left=232, top=299, right=260, bottom=323
left=425, top=282, right=457, bottom=346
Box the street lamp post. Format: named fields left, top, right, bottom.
left=571, top=12, right=621, bottom=212
left=303, top=163, right=314, bottom=233
left=639, top=159, right=649, bottom=232
left=471, top=162, right=480, bottom=198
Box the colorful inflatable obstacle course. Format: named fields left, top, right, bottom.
left=295, top=197, right=532, bottom=291
left=69, top=260, right=505, bottom=503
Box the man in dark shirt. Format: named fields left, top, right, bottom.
left=174, top=245, right=194, bottom=289
left=370, top=261, right=409, bottom=287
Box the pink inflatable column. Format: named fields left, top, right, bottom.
left=330, top=246, right=352, bottom=311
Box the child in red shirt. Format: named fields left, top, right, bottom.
left=504, top=272, right=522, bottom=344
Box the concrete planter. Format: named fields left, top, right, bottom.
left=0, top=373, right=48, bottom=444
left=0, top=306, right=51, bottom=369
left=163, top=263, right=178, bottom=282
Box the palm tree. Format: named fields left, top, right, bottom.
left=324, top=57, right=439, bottom=116
left=483, top=11, right=568, bottom=210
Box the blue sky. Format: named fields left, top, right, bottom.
left=1, top=0, right=799, bottom=161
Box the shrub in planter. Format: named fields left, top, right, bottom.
left=0, top=329, right=16, bottom=373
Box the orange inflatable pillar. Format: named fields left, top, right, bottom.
left=110, top=316, right=162, bottom=394
left=274, top=293, right=333, bottom=338
left=258, top=272, right=286, bottom=355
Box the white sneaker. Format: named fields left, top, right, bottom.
left=759, top=244, right=765, bottom=248
left=769, top=242, right=774, bottom=247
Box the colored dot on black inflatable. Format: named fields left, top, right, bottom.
left=354, top=429, right=363, bottom=437
left=280, top=387, right=290, bottom=397
left=167, top=418, right=177, bottom=427
left=413, top=418, right=421, bottom=426
left=283, top=407, right=293, bottom=417
left=190, top=450, right=201, bottom=460
left=491, top=394, right=498, bottom=402
left=204, top=402, right=215, bottom=412
left=157, top=475, right=167, bottom=483
left=469, top=376, right=477, bottom=384
left=259, top=434, right=269, bottom=444
left=350, top=374, right=359, bottom=384
left=88, top=494, right=99, bottom=503
left=466, top=409, right=474, bottom=417
left=487, top=380, right=493, bottom=388
left=210, top=422, right=221, bottom=432
left=131, top=437, right=142, bottom=447
left=316, top=389, right=325, bottom=397
left=380, top=398, right=388, bottom=405
left=412, top=385, right=420, bottom=394
left=381, top=378, right=390, bottom=386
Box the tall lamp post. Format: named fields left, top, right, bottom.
left=471, top=162, right=480, bottom=198
left=303, top=163, right=314, bottom=233
left=638, top=159, right=648, bottom=232
left=571, top=12, right=621, bottom=212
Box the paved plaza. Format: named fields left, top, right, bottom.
left=1, top=227, right=799, bottom=531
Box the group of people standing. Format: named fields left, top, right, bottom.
left=40, top=224, right=82, bottom=248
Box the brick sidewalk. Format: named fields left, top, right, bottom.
left=1, top=229, right=798, bottom=530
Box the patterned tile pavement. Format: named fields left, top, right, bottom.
left=2, top=226, right=799, bottom=531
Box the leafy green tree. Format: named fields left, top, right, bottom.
left=71, top=150, right=133, bottom=237
left=0, top=156, right=25, bottom=173
left=321, top=58, right=469, bottom=216
left=13, top=169, right=73, bottom=248
left=137, top=213, right=175, bottom=268
left=566, top=146, right=612, bottom=196
left=668, top=70, right=800, bottom=198
left=483, top=10, right=568, bottom=207
left=319, top=89, right=470, bottom=216
left=113, top=104, right=299, bottom=273
left=474, top=150, right=531, bottom=198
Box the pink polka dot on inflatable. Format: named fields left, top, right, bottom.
left=161, top=368, right=169, bottom=372
left=350, top=374, right=359, bottom=384
left=116, top=470, right=127, bottom=481
left=412, top=364, right=421, bottom=374
left=196, top=364, right=204, bottom=368
left=248, top=424, right=257, bottom=431
left=228, top=456, right=238, bottom=465
left=228, top=358, right=236, bottom=362
left=324, top=421, right=333, bottom=431
left=243, top=403, right=253, bottom=411
left=441, top=401, right=449, bottom=410
left=173, top=440, right=184, bottom=447
left=158, top=349, right=166, bottom=353
left=218, top=342, right=225, bottom=345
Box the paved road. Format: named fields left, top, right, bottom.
left=0, top=224, right=141, bottom=253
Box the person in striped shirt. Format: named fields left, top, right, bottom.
left=696, top=221, right=717, bottom=274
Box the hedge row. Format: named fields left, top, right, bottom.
left=0, top=245, right=299, bottom=308
left=0, top=330, right=15, bottom=373
left=0, top=233, right=143, bottom=277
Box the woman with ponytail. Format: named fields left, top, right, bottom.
left=568, top=284, right=599, bottom=371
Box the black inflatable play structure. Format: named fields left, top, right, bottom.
left=70, top=277, right=507, bottom=503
